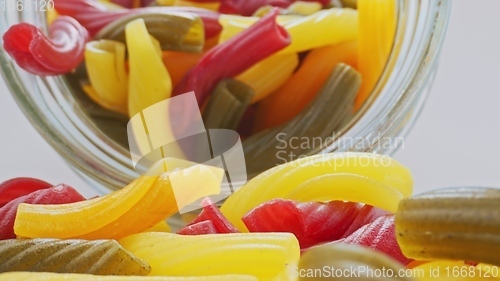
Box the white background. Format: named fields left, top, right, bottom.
left=0, top=0, right=499, bottom=197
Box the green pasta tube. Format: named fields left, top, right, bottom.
left=341, top=0, right=358, bottom=9
left=395, top=187, right=500, bottom=266
left=202, top=79, right=255, bottom=130
left=96, top=11, right=205, bottom=53
left=0, top=239, right=151, bottom=275
left=243, top=64, right=361, bottom=176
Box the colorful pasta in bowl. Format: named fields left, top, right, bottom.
left=0, top=0, right=450, bottom=192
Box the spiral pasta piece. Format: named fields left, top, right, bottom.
left=0, top=239, right=150, bottom=275
left=395, top=187, right=500, bottom=266
left=0, top=272, right=257, bottom=281
left=84, top=40, right=128, bottom=115
left=221, top=152, right=413, bottom=231
left=2, top=16, right=89, bottom=76
left=119, top=232, right=300, bottom=280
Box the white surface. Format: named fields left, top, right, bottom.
left=1, top=0, right=499, bottom=197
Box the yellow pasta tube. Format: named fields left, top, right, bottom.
left=355, top=0, right=397, bottom=109
left=156, top=0, right=175, bottom=6
left=174, top=0, right=220, bottom=10
left=119, top=232, right=300, bottom=281
left=287, top=1, right=322, bottom=16
left=285, top=173, right=403, bottom=213
left=219, top=9, right=358, bottom=54
left=145, top=221, right=171, bottom=232
left=84, top=40, right=128, bottom=115
left=283, top=8, right=358, bottom=54
left=219, top=14, right=301, bottom=26
left=236, top=53, right=299, bottom=103
left=218, top=15, right=301, bottom=43
left=126, top=19, right=173, bottom=117
left=221, top=152, right=413, bottom=231
left=0, top=272, right=258, bottom=281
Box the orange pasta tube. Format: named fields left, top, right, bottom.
left=162, top=51, right=204, bottom=88
left=355, top=0, right=397, bottom=109
left=254, top=41, right=358, bottom=132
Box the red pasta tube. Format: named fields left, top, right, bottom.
left=53, top=0, right=222, bottom=38
left=0, top=178, right=52, bottom=208
left=173, top=8, right=291, bottom=104
left=219, top=0, right=292, bottom=16
left=2, top=16, right=89, bottom=76
left=191, top=0, right=329, bottom=15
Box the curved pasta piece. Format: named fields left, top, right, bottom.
left=96, top=11, right=205, bottom=53
left=254, top=41, right=358, bottom=131
left=172, top=8, right=290, bottom=104
left=126, top=19, right=173, bottom=117
left=14, top=165, right=223, bottom=239
left=355, top=0, right=397, bottom=109
left=243, top=64, right=360, bottom=174
left=219, top=8, right=358, bottom=55
left=235, top=53, right=299, bottom=103
left=0, top=185, right=85, bottom=240
left=0, top=272, right=257, bottom=281
left=119, top=232, right=300, bottom=280
left=0, top=178, right=52, bottom=208
left=0, top=239, right=150, bottom=275
left=285, top=173, right=403, bottom=213
left=2, top=16, right=88, bottom=76
left=221, top=152, right=413, bottom=231
left=242, top=199, right=363, bottom=249
left=84, top=40, right=128, bottom=115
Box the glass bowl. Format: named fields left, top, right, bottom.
left=0, top=0, right=451, bottom=197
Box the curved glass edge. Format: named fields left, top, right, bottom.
left=0, top=0, right=452, bottom=193
left=324, top=0, right=451, bottom=155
